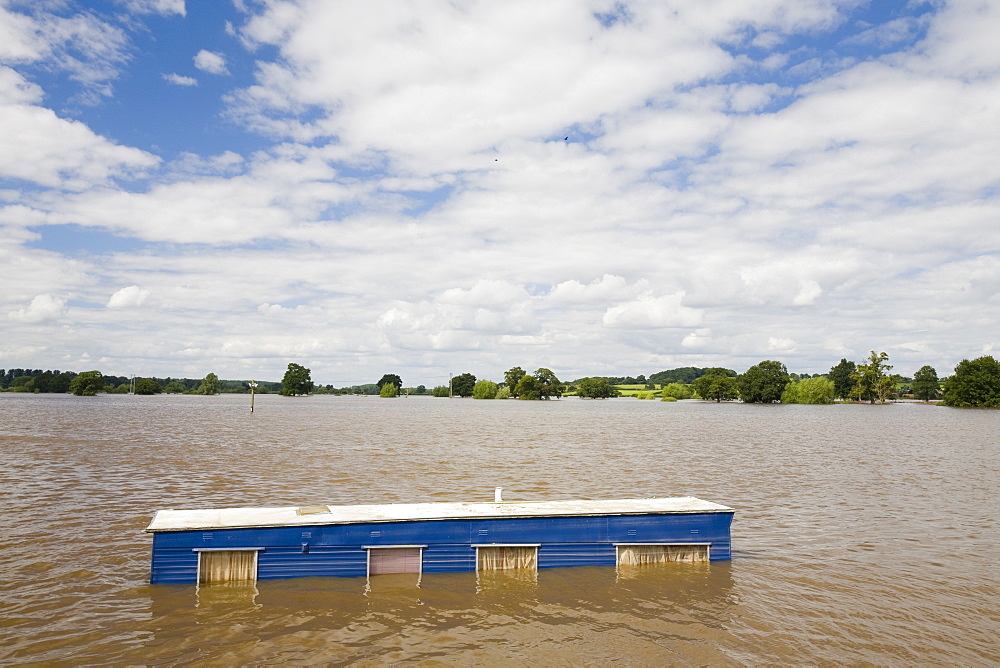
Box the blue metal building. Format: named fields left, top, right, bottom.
left=146, top=496, right=734, bottom=584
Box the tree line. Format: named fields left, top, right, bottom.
left=3, top=353, right=997, bottom=407
left=0, top=368, right=281, bottom=396
left=613, top=353, right=997, bottom=408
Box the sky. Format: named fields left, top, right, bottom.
left=1, top=0, right=998, bottom=387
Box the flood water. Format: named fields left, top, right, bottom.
left=0, top=393, right=997, bottom=665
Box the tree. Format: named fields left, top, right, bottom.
left=650, top=367, right=707, bottom=385
left=164, top=380, right=186, bottom=394
left=495, top=386, right=511, bottom=399
left=851, top=351, right=896, bottom=404
left=70, top=370, right=105, bottom=396
left=377, top=374, right=402, bottom=394
left=660, top=382, right=693, bottom=400
left=739, top=360, right=790, bottom=403
left=504, top=366, right=526, bottom=397
left=431, top=385, right=450, bottom=397
left=280, top=363, right=314, bottom=396
left=533, top=368, right=564, bottom=399
left=473, top=380, right=499, bottom=399
left=781, top=377, right=835, bottom=404
left=576, top=377, right=619, bottom=399
left=515, top=374, right=540, bottom=400
left=942, top=356, right=1000, bottom=408
left=134, top=377, right=163, bottom=395
left=691, top=368, right=739, bottom=402
left=828, top=359, right=857, bottom=401
left=911, top=365, right=941, bottom=402
left=197, top=372, right=220, bottom=395
left=379, top=382, right=398, bottom=398
left=451, top=373, right=476, bottom=397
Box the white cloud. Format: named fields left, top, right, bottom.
left=119, top=0, right=186, bottom=16
left=194, top=50, right=229, bottom=75
left=768, top=337, right=796, bottom=353
left=439, top=280, right=529, bottom=307
left=0, top=6, right=39, bottom=62
left=0, top=66, right=43, bottom=104
left=0, top=1, right=997, bottom=383
left=8, top=294, right=67, bottom=323
left=603, top=292, right=703, bottom=330
left=107, top=285, right=150, bottom=308
left=548, top=275, right=633, bottom=304
left=0, top=5, right=131, bottom=102
left=682, top=330, right=713, bottom=349
left=163, top=72, right=197, bottom=86
left=0, top=102, right=159, bottom=189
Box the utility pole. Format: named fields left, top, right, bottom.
left=248, top=380, right=257, bottom=412
left=449, top=373, right=453, bottom=398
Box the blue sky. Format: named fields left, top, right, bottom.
left=1, top=0, right=997, bottom=386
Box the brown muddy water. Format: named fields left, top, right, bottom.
left=0, top=393, right=997, bottom=665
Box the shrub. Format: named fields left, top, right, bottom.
left=473, top=380, right=499, bottom=399
left=660, top=382, right=693, bottom=400
left=781, top=377, right=834, bottom=404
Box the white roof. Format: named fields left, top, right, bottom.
left=146, top=496, right=733, bottom=532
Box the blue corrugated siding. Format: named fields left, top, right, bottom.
left=539, top=543, right=618, bottom=569
left=421, top=544, right=477, bottom=574
left=149, top=511, right=733, bottom=583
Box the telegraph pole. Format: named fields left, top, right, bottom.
left=248, top=380, right=257, bottom=412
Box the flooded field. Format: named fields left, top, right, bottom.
left=0, top=393, right=996, bottom=665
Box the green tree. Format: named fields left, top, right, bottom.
left=431, top=385, right=450, bottom=397
left=739, top=360, right=790, bottom=403
left=650, top=367, right=707, bottom=385
left=377, top=374, right=403, bottom=394
left=533, top=368, right=564, bottom=399
left=942, top=356, right=1000, bottom=408
left=660, top=382, right=693, bottom=400
left=164, top=380, right=186, bottom=394
left=473, top=379, right=499, bottom=399
left=197, top=372, right=221, bottom=395
left=781, top=377, right=835, bottom=404
left=851, top=351, right=896, bottom=404
left=504, top=366, right=526, bottom=398
left=70, top=370, right=105, bottom=396
left=911, top=365, right=941, bottom=402
left=134, top=377, right=163, bottom=395
left=379, top=382, right=398, bottom=398
left=691, top=368, right=739, bottom=402
left=515, top=374, right=540, bottom=400
left=576, top=377, right=619, bottom=399
left=280, top=363, right=314, bottom=396
left=828, top=358, right=858, bottom=401
left=52, top=371, right=76, bottom=393
left=451, top=373, right=476, bottom=397
left=495, top=386, right=511, bottom=399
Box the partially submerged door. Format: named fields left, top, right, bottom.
left=366, top=546, right=424, bottom=575
left=197, top=549, right=259, bottom=584
left=474, top=545, right=539, bottom=571
left=615, top=543, right=710, bottom=566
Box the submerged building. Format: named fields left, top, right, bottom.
left=146, top=495, right=735, bottom=584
